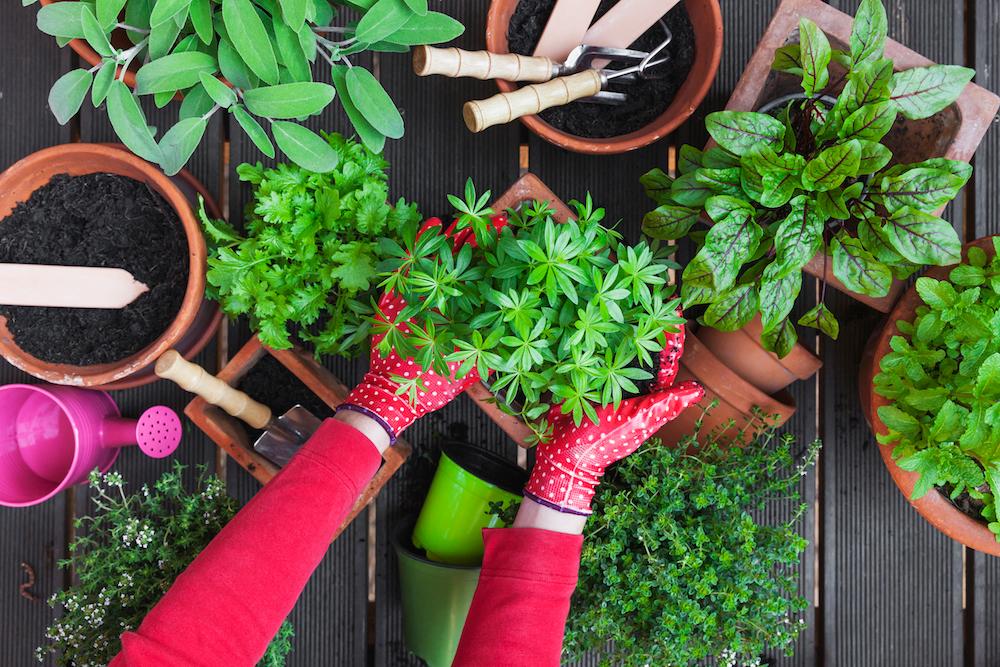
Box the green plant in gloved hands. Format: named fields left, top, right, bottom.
left=37, top=464, right=294, bottom=666
left=641, top=0, right=973, bottom=358
left=200, top=132, right=421, bottom=357
left=564, top=413, right=821, bottom=666
left=874, top=239, right=1000, bottom=539
left=29, top=0, right=464, bottom=174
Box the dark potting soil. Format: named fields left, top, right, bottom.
left=237, top=354, right=335, bottom=441
left=942, top=482, right=989, bottom=522
left=507, top=0, right=696, bottom=138
left=0, top=173, right=188, bottom=365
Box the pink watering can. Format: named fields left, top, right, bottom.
left=0, top=384, right=182, bottom=507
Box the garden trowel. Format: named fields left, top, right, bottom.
left=154, top=350, right=322, bottom=467
left=0, top=263, right=148, bottom=309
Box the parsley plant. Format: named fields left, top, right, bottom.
left=201, top=132, right=421, bottom=357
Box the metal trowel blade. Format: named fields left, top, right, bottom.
left=253, top=405, right=324, bottom=467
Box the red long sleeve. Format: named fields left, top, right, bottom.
left=453, top=527, right=583, bottom=666
left=110, top=418, right=381, bottom=667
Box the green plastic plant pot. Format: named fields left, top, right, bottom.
left=412, top=442, right=527, bottom=565
left=394, top=519, right=481, bottom=667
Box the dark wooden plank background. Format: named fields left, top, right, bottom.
left=1, top=0, right=998, bottom=666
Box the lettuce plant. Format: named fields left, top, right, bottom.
left=641, top=0, right=973, bottom=357
left=565, top=415, right=820, bottom=666
left=30, top=0, right=463, bottom=174
left=200, top=132, right=421, bottom=356
left=874, top=240, right=1000, bottom=539
left=374, top=181, right=684, bottom=443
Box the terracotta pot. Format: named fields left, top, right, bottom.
left=0, top=143, right=215, bottom=387
left=656, top=331, right=796, bottom=447
left=724, top=0, right=1000, bottom=313
left=38, top=0, right=138, bottom=88
left=184, top=335, right=410, bottom=538
left=697, top=315, right=821, bottom=395
left=860, top=235, right=1000, bottom=556
left=484, top=0, right=723, bottom=154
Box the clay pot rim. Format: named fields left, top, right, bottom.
left=735, top=316, right=822, bottom=382
left=0, top=143, right=207, bottom=387
left=682, top=330, right=796, bottom=419
left=484, top=0, right=724, bottom=155
left=864, top=235, right=1000, bottom=556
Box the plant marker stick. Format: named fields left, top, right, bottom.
left=582, top=0, right=681, bottom=67
left=532, top=0, right=602, bottom=61
left=0, top=264, right=149, bottom=309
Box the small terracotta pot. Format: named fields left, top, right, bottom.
left=860, top=235, right=1000, bottom=556
left=38, top=0, right=138, bottom=88
left=184, top=335, right=410, bottom=538
left=697, top=315, right=822, bottom=395
left=724, top=0, right=1000, bottom=313
left=485, top=0, right=723, bottom=154
left=0, top=143, right=215, bottom=387
left=655, top=331, right=796, bottom=447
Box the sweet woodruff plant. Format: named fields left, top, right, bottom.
left=31, top=0, right=463, bottom=174
left=641, top=0, right=974, bottom=357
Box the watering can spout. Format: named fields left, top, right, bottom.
left=101, top=407, right=182, bottom=459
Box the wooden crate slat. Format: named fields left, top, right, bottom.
left=0, top=7, right=73, bottom=666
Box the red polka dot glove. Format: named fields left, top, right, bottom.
left=523, top=322, right=705, bottom=515
left=339, top=215, right=508, bottom=444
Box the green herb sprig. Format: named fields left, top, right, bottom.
left=38, top=465, right=294, bottom=666
left=641, top=0, right=973, bottom=357
left=565, top=412, right=820, bottom=666
left=375, top=180, right=684, bottom=442
left=874, top=239, right=1000, bottom=538
left=30, top=0, right=464, bottom=174
left=201, top=132, right=421, bottom=356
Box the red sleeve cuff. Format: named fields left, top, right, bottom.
left=480, top=527, right=583, bottom=586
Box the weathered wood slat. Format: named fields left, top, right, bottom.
left=822, top=1, right=967, bottom=665
left=0, top=7, right=73, bottom=665
left=972, top=0, right=1000, bottom=664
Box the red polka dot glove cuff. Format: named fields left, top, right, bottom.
left=524, top=323, right=705, bottom=515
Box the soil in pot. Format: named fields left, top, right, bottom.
left=236, top=354, right=335, bottom=440
left=0, top=173, right=188, bottom=365
left=507, top=0, right=695, bottom=138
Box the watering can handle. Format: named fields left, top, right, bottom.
left=463, top=70, right=603, bottom=133
left=155, top=350, right=273, bottom=429
left=413, top=46, right=556, bottom=82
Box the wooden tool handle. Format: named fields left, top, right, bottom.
left=413, top=45, right=555, bottom=82
left=463, top=70, right=603, bottom=133
left=155, top=350, right=272, bottom=429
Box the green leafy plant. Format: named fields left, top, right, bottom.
left=375, top=181, right=684, bottom=442
left=874, top=239, right=1000, bottom=538
left=564, top=412, right=820, bottom=666
left=201, top=131, right=420, bottom=356
left=37, top=465, right=294, bottom=666
left=641, top=0, right=973, bottom=357
left=485, top=498, right=520, bottom=528
left=30, top=0, right=463, bottom=174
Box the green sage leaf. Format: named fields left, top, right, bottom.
left=890, top=65, right=974, bottom=120
left=278, top=0, right=307, bottom=30
left=331, top=64, right=385, bottom=153
left=231, top=105, right=275, bottom=157
left=179, top=83, right=215, bottom=118
left=96, top=0, right=127, bottom=28
left=91, top=60, right=116, bottom=106
left=48, top=69, right=92, bottom=125
left=273, top=15, right=311, bottom=82
left=244, top=82, right=336, bottom=118
left=190, top=0, right=213, bottom=43
left=106, top=81, right=162, bottom=163
left=135, top=51, right=218, bottom=94
left=37, top=2, right=89, bottom=38
left=150, top=0, right=191, bottom=26
left=218, top=37, right=258, bottom=90
left=345, top=66, right=404, bottom=138
left=81, top=5, right=114, bottom=56
left=199, top=72, right=237, bottom=108
left=158, top=116, right=208, bottom=175
left=149, top=14, right=183, bottom=59
left=223, top=0, right=279, bottom=84
left=381, top=10, right=464, bottom=45
left=271, top=121, right=339, bottom=172
left=355, top=0, right=411, bottom=44
left=402, top=0, right=426, bottom=15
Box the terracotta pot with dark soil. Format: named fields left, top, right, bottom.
left=184, top=335, right=410, bottom=538
left=485, top=0, right=722, bottom=154
left=860, top=236, right=1000, bottom=557
left=723, top=0, right=1000, bottom=313
left=0, top=143, right=219, bottom=388
left=697, top=316, right=822, bottom=395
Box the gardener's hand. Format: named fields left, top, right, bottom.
left=340, top=216, right=508, bottom=444
left=522, top=322, right=704, bottom=516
